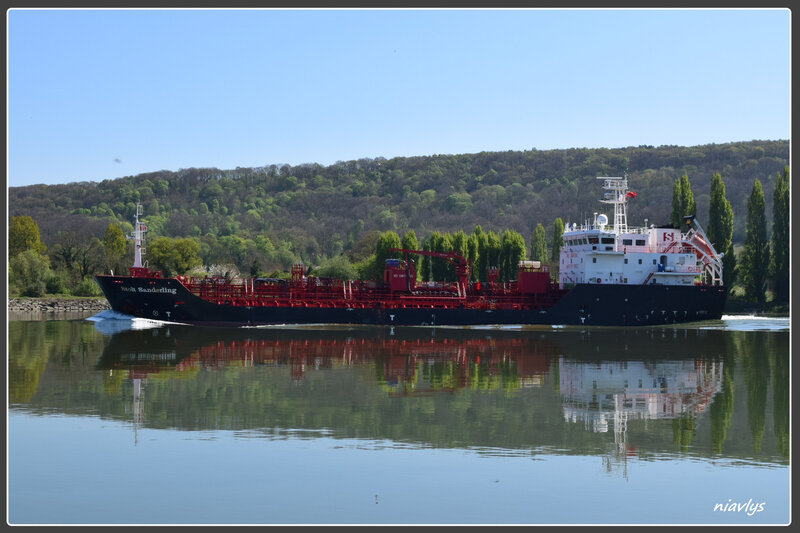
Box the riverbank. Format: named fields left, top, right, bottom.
left=7, top=297, right=110, bottom=313
left=6, top=297, right=787, bottom=317
left=723, top=298, right=789, bottom=317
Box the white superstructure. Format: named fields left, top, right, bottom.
left=559, top=177, right=724, bottom=288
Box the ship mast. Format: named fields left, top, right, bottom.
left=597, top=176, right=629, bottom=234
left=127, top=203, right=147, bottom=269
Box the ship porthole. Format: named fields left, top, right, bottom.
left=153, top=310, right=159, bottom=317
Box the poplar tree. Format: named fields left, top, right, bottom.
left=670, top=180, right=683, bottom=228
left=680, top=174, right=697, bottom=219
left=741, top=179, right=770, bottom=304
left=530, top=223, right=547, bottom=262
left=400, top=229, right=419, bottom=272
left=467, top=232, right=480, bottom=281
left=707, top=174, right=733, bottom=252
left=500, top=229, right=526, bottom=282
left=770, top=167, right=789, bottom=302
left=707, top=173, right=735, bottom=287
left=724, top=245, right=738, bottom=291
left=429, top=231, right=453, bottom=281
left=420, top=237, right=433, bottom=282
left=373, top=230, right=402, bottom=280
left=550, top=217, right=564, bottom=263
left=670, top=174, right=696, bottom=228
left=449, top=230, right=471, bottom=282
left=450, top=230, right=469, bottom=259
left=484, top=230, right=502, bottom=279
left=473, top=226, right=490, bottom=282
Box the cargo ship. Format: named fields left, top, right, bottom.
left=94, top=176, right=726, bottom=327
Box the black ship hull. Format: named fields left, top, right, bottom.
left=94, top=275, right=727, bottom=327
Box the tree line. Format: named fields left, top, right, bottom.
left=9, top=140, right=788, bottom=257
left=667, top=167, right=789, bottom=306
left=8, top=142, right=789, bottom=307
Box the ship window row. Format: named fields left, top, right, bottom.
left=566, top=236, right=647, bottom=247
left=565, top=237, right=590, bottom=245
left=621, top=238, right=647, bottom=246
left=587, top=257, right=649, bottom=265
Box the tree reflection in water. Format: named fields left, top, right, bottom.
left=8, top=320, right=789, bottom=465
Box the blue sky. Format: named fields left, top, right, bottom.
left=7, top=8, right=790, bottom=187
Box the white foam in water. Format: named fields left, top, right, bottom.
left=721, top=314, right=783, bottom=321
left=85, top=309, right=134, bottom=322
left=86, top=309, right=185, bottom=335
left=717, top=314, right=790, bottom=331
left=129, top=318, right=175, bottom=330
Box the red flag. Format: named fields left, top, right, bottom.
left=626, top=191, right=637, bottom=198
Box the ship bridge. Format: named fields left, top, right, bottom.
left=558, top=176, right=722, bottom=288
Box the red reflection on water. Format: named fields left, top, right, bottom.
left=103, top=335, right=558, bottom=392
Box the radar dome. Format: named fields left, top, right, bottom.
left=597, top=214, right=609, bottom=227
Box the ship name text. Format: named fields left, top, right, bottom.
left=120, top=285, right=178, bottom=295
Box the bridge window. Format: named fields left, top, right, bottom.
left=636, top=239, right=646, bottom=246
left=622, top=239, right=633, bottom=246
left=601, top=237, right=615, bottom=244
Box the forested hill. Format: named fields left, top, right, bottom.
left=9, top=140, right=789, bottom=270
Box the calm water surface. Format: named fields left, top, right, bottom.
left=7, top=312, right=790, bottom=525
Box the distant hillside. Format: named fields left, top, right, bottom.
left=8, top=140, right=789, bottom=268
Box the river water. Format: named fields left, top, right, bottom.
left=7, top=312, right=790, bottom=525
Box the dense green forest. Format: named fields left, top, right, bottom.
left=7, top=140, right=789, bottom=297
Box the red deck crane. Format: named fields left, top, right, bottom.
left=389, top=247, right=471, bottom=295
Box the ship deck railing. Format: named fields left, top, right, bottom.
left=566, top=224, right=652, bottom=234
left=179, top=276, right=564, bottom=310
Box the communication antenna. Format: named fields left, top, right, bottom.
left=126, top=203, right=147, bottom=268
left=597, top=175, right=631, bottom=234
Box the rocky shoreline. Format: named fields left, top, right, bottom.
left=8, top=297, right=110, bottom=313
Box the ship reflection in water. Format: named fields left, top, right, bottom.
left=560, top=358, right=719, bottom=433
left=7, top=316, right=788, bottom=525
left=95, top=324, right=727, bottom=464
left=96, top=326, right=560, bottom=384
left=558, top=355, right=721, bottom=476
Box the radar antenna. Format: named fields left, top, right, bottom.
left=597, top=176, right=631, bottom=234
